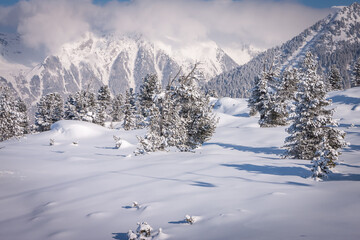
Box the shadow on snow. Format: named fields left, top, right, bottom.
left=112, top=232, right=127, bottom=240
left=221, top=163, right=309, bottom=178
left=205, top=142, right=284, bottom=155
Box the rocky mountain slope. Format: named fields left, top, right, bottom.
left=207, top=3, right=360, bottom=98
left=0, top=32, right=239, bottom=106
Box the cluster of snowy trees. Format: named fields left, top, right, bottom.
left=0, top=86, right=29, bottom=141
left=34, top=66, right=217, bottom=152
left=248, top=52, right=348, bottom=180
left=137, top=65, right=218, bottom=153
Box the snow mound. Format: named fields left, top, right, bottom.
left=50, top=120, right=108, bottom=139
left=213, top=97, right=249, bottom=116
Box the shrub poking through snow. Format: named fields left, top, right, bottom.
left=127, top=223, right=163, bottom=240
left=185, top=215, right=195, bottom=224
left=49, top=139, right=55, bottom=146
left=113, top=135, right=122, bottom=149
left=136, top=222, right=153, bottom=237
left=127, top=230, right=137, bottom=240
left=132, top=201, right=140, bottom=209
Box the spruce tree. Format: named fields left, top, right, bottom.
left=279, top=68, right=299, bottom=101
left=328, top=65, right=343, bottom=90
left=250, top=65, right=287, bottom=127
left=0, top=86, right=28, bottom=141
left=95, top=85, right=111, bottom=126
left=111, top=93, right=124, bottom=122
left=15, top=98, right=29, bottom=135
left=248, top=76, right=261, bottom=116
left=353, top=57, right=360, bottom=87
left=173, top=66, right=218, bottom=150
left=138, top=74, right=161, bottom=121
left=123, top=89, right=137, bottom=131
left=284, top=52, right=347, bottom=166
left=35, top=93, right=63, bottom=132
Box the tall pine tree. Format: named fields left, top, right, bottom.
left=353, top=57, right=360, bottom=87
left=123, top=89, right=137, bottom=131
left=0, top=86, right=28, bottom=141
left=328, top=65, right=343, bottom=90
left=284, top=52, right=347, bottom=170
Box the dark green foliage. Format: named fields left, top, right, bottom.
left=35, top=93, right=63, bottom=132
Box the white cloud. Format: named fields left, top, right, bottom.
left=0, top=0, right=331, bottom=55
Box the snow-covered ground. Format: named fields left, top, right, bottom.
left=1, top=88, right=360, bottom=240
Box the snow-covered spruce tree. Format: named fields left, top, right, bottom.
left=138, top=74, right=161, bottom=121
left=0, top=86, right=28, bottom=141
left=284, top=52, right=347, bottom=163
left=94, top=85, right=111, bottom=126
left=250, top=65, right=287, bottom=127
left=123, top=88, right=137, bottom=131
left=111, top=93, right=124, bottom=122
left=137, top=87, right=187, bottom=153
left=353, top=57, right=360, bottom=87
left=279, top=68, right=299, bottom=101
left=35, top=93, right=64, bottom=132
left=173, top=65, right=218, bottom=151
left=248, top=76, right=261, bottom=116
left=15, top=98, right=29, bottom=135
left=64, top=90, right=97, bottom=123
left=328, top=65, right=343, bottom=90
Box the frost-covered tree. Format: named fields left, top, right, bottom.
left=137, top=89, right=186, bottom=153
left=328, top=65, right=343, bottom=90
left=64, top=90, right=97, bottom=123
left=173, top=65, right=218, bottom=150
left=111, top=93, right=124, bottom=122
left=123, top=89, right=137, bottom=131
left=0, top=86, right=28, bottom=141
left=95, top=85, right=111, bottom=126
left=15, top=98, right=29, bottom=134
left=249, top=64, right=287, bottom=127
left=248, top=76, right=261, bottom=116
left=138, top=65, right=217, bottom=153
left=35, top=93, right=63, bottom=132
left=353, top=57, right=360, bottom=87
left=284, top=52, right=347, bottom=164
left=138, top=74, right=161, bottom=120
left=279, top=68, right=299, bottom=101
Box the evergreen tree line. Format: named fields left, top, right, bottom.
left=1, top=67, right=218, bottom=152
left=248, top=52, right=348, bottom=180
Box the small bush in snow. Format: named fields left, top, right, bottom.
left=132, top=201, right=140, bottom=209
left=49, top=139, right=55, bottom=146
left=113, top=135, right=122, bottom=149
left=185, top=215, right=195, bottom=224
left=127, top=230, right=137, bottom=240
left=136, top=222, right=153, bottom=237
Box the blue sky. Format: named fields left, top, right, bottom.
left=0, top=0, right=359, bottom=8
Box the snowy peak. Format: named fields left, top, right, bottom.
left=0, top=31, right=239, bottom=107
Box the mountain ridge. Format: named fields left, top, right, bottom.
left=206, top=2, right=360, bottom=98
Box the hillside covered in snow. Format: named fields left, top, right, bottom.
left=0, top=87, right=359, bottom=240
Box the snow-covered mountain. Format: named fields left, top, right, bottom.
left=0, top=32, right=239, bottom=106
left=207, top=2, right=360, bottom=98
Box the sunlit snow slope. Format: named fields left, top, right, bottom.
left=0, top=87, right=359, bottom=240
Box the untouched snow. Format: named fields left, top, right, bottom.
left=1, top=88, right=360, bottom=240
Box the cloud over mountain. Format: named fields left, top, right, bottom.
left=0, top=0, right=330, bottom=54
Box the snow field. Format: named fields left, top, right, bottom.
left=0, top=88, right=360, bottom=240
